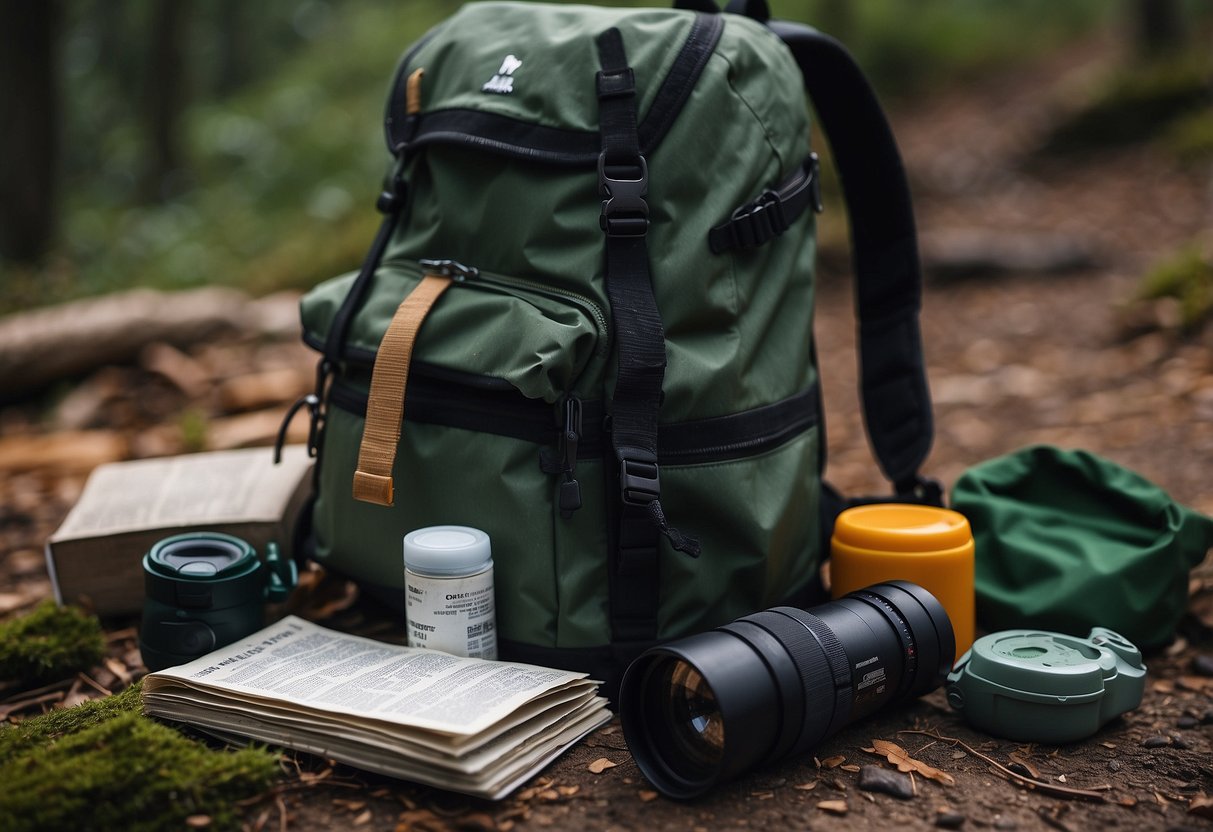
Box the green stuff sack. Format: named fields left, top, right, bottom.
left=285, top=1, right=937, bottom=693
left=953, top=445, right=1213, bottom=648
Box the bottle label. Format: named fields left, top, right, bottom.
left=405, top=566, right=497, bottom=660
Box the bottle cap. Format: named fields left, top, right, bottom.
left=403, top=526, right=492, bottom=577
left=832, top=504, right=972, bottom=553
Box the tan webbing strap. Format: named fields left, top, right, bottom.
left=353, top=273, right=451, bottom=506
left=406, top=68, right=424, bottom=116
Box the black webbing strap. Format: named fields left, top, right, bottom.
left=769, top=20, right=935, bottom=496
left=596, top=28, right=699, bottom=645
left=709, top=153, right=822, bottom=254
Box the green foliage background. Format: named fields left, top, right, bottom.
left=0, top=0, right=1155, bottom=315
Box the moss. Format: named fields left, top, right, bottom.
left=1042, top=55, right=1212, bottom=155
left=0, top=682, right=143, bottom=764
left=1164, top=109, right=1213, bottom=164
left=0, top=683, right=279, bottom=831
left=1139, top=245, right=1213, bottom=332
left=0, top=601, right=105, bottom=685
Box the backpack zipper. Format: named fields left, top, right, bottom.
left=414, top=257, right=610, bottom=357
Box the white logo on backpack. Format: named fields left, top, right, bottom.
left=483, top=54, right=522, bottom=94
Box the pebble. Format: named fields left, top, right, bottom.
left=1142, top=736, right=1171, bottom=749
left=936, top=812, right=966, bottom=829
left=1108, top=760, right=1121, bottom=772
left=857, top=765, right=914, bottom=800
left=1171, top=735, right=1191, bottom=750
left=1177, top=716, right=1199, bottom=729
left=1192, top=654, right=1213, bottom=677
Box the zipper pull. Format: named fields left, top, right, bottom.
left=418, top=258, right=479, bottom=282
left=558, top=396, right=583, bottom=519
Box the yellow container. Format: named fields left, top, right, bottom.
left=830, top=504, right=974, bottom=663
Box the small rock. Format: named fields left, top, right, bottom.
left=1143, top=736, right=1171, bottom=749
left=936, top=812, right=966, bottom=829
left=1192, top=655, right=1213, bottom=678
left=1202, top=710, right=1213, bottom=726
left=994, top=818, right=1017, bottom=830
left=1108, top=760, right=1121, bottom=772
left=1178, top=716, right=1199, bottom=730
left=1171, top=735, right=1191, bottom=750
left=857, top=765, right=914, bottom=800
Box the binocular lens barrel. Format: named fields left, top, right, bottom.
left=619, top=581, right=954, bottom=798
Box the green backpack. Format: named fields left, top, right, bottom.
left=284, top=0, right=937, bottom=693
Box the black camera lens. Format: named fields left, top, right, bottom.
left=619, top=581, right=954, bottom=798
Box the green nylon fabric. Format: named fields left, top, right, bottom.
left=952, top=445, right=1213, bottom=648
left=301, top=3, right=824, bottom=650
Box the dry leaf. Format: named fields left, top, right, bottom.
left=752, top=791, right=774, bottom=800
left=1100, top=743, right=1116, bottom=750
left=1155, top=791, right=1170, bottom=808
left=1007, top=753, right=1040, bottom=779
left=588, top=758, right=617, bottom=774
left=1118, top=796, right=1138, bottom=808
left=1178, top=676, right=1210, bottom=692
left=840, top=765, right=861, bottom=773
left=639, top=790, right=659, bottom=802
left=794, top=781, right=818, bottom=791
left=538, top=789, right=559, bottom=801
left=353, top=810, right=373, bottom=826
left=185, top=816, right=212, bottom=829
left=820, top=755, right=846, bottom=769
left=1152, top=680, right=1175, bottom=694
left=557, top=785, right=579, bottom=797
left=868, top=739, right=955, bottom=786
left=1189, top=793, right=1213, bottom=819
left=816, top=800, right=848, bottom=815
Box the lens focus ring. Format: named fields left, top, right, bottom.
left=770, top=607, right=853, bottom=747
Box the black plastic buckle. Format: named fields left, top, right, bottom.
left=895, top=474, right=945, bottom=507
left=728, top=189, right=786, bottom=250
left=598, top=152, right=649, bottom=237
left=620, top=454, right=660, bottom=505
left=808, top=152, right=823, bottom=214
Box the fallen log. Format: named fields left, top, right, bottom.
left=0, top=287, right=253, bottom=396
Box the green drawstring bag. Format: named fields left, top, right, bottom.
left=952, top=445, right=1213, bottom=648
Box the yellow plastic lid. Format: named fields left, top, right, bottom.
left=833, top=504, right=972, bottom=553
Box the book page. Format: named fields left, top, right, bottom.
left=52, top=446, right=312, bottom=539
left=145, top=616, right=594, bottom=737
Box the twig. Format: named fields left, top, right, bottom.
left=0, top=690, right=66, bottom=719
left=77, top=672, right=112, bottom=697
left=0, top=677, right=73, bottom=704
left=898, top=730, right=1107, bottom=802
left=275, top=795, right=288, bottom=832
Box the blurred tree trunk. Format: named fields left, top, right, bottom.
left=1133, top=0, right=1185, bottom=57
left=141, top=0, right=191, bottom=202
left=0, top=0, right=62, bottom=264
left=216, top=0, right=251, bottom=96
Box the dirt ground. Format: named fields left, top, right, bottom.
left=2, top=33, right=1213, bottom=832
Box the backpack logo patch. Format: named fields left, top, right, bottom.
left=482, top=54, right=522, bottom=94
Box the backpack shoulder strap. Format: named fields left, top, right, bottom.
left=770, top=20, right=936, bottom=498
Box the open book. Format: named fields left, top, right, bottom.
left=141, top=617, right=611, bottom=800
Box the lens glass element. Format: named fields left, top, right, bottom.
left=654, top=659, right=725, bottom=780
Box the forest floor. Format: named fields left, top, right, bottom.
left=2, top=33, right=1212, bottom=832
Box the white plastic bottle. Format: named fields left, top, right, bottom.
left=403, top=526, right=497, bottom=659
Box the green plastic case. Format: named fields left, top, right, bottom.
left=946, top=627, right=1146, bottom=744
